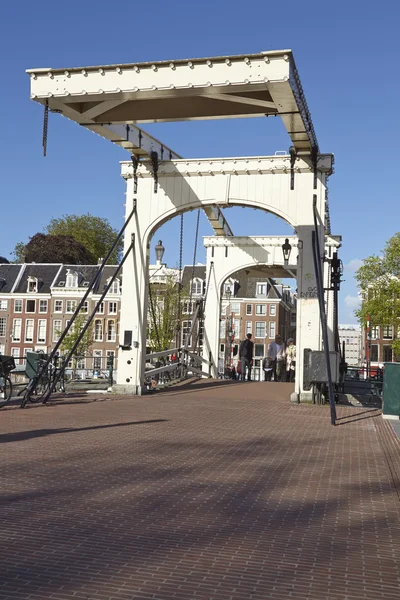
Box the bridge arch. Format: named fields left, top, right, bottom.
left=117, top=154, right=333, bottom=402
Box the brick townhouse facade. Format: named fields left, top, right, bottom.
left=362, top=325, right=399, bottom=370
left=180, top=265, right=296, bottom=380
left=1, top=261, right=296, bottom=381
left=0, top=262, right=121, bottom=375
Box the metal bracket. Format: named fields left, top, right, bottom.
left=131, top=154, right=139, bottom=194
left=311, top=146, right=318, bottom=189
left=150, top=151, right=159, bottom=193
left=289, top=145, right=296, bottom=190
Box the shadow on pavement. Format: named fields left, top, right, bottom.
left=0, top=419, right=168, bottom=443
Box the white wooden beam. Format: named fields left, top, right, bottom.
left=210, top=93, right=276, bottom=110
left=81, top=99, right=128, bottom=119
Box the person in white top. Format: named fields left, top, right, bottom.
left=285, top=338, right=296, bottom=382
left=267, top=334, right=286, bottom=382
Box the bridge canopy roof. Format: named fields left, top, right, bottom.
left=28, top=49, right=318, bottom=157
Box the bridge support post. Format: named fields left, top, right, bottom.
left=114, top=178, right=150, bottom=395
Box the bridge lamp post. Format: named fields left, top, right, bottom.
left=155, top=240, right=165, bottom=265
left=282, top=238, right=292, bottom=266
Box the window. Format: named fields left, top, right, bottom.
left=230, top=302, right=240, bottom=313
left=93, top=350, right=102, bottom=370
left=224, top=282, right=232, bottom=296
left=25, top=319, right=34, bottom=342
left=107, top=320, right=116, bottom=342
left=53, top=320, right=62, bottom=342
left=370, top=326, right=379, bottom=340
left=255, top=322, right=266, bottom=338
left=270, top=304, right=276, bottom=316
left=254, top=344, right=264, bottom=357
left=220, top=343, right=225, bottom=354
left=39, top=300, right=48, bottom=313
left=80, top=301, right=89, bottom=314
left=233, top=318, right=240, bottom=338
left=256, top=304, right=266, bottom=316
left=256, top=283, right=267, bottom=296
left=27, top=277, right=38, bottom=293
left=220, top=320, right=226, bottom=338
left=182, top=300, right=194, bottom=315
left=14, top=299, right=23, bottom=313
left=94, top=319, right=103, bottom=342
left=0, top=317, right=6, bottom=337
left=66, top=270, right=78, bottom=288
left=198, top=323, right=204, bottom=348
left=382, top=325, right=393, bottom=340
left=370, top=345, right=378, bottom=362
left=23, top=348, right=33, bottom=364
left=26, top=300, right=36, bottom=313
left=246, top=304, right=252, bottom=316
left=0, top=300, right=7, bottom=311
left=182, top=320, right=192, bottom=346
left=13, top=319, right=22, bottom=341
left=108, top=302, right=117, bottom=315
left=246, top=321, right=252, bottom=335
left=191, top=279, right=202, bottom=295
left=96, top=302, right=104, bottom=314
left=54, top=300, right=63, bottom=313
left=383, top=346, right=392, bottom=362
left=11, top=348, right=20, bottom=365
left=37, top=320, right=47, bottom=343
left=269, top=321, right=276, bottom=339
left=76, top=357, right=86, bottom=370
left=107, top=278, right=120, bottom=294
left=106, top=350, right=115, bottom=367
left=66, top=300, right=77, bottom=313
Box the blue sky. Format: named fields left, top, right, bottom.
left=1, top=0, right=398, bottom=323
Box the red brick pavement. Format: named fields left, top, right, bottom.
left=1, top=380, right=400, bottom=600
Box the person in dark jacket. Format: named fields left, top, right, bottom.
left=239, top=333, right=254, bottom=381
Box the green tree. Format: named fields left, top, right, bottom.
left=46, top=214, right=122, bottom=264
left=12, top=213, right=123, bottom=264
left=23, top=233, right=93, bottom=264
left=355, top=233, right=400, bottom=358
left=57, top=313, right=94, bottom=378
left=147, top=276, right=181, bottom=353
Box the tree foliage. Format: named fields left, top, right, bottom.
left=355, top=233, right=400, bottom=357
left=147, top=276, right=180, bottom=353
left=12, top=213, right=122, bottom=265
left=24, top=233, right=93, bottom=264
left=57, top=313, right=94, bottom=376
left=46, top=214, right=122, bottom=264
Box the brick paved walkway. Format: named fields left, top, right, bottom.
left=1, top=381, right=400, bottom=600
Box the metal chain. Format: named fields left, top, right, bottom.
left=148, top=283, right=161, bottom=350
left=192, top=260, right=214, bottom=352
left=42, top=100, right=49, bottom=157
left=176, top=214, right=184, bottom=344
left=185, top=210, right=201, bottom=348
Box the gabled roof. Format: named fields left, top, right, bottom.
left=95, top=265, right=120, bottom=294
left=13, top=264, right=62, bottom=294
left=0, top=264, right=24, bottom=293
left=181, top=265, right=206, bottom=288
left=52, top=265, right=100, bottom=291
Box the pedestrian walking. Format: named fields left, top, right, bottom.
left=262, top=356, right=273, bottom=381
left=239, top=333, right=254, bottom=381
left=267, top=334, right=286, bottom=381
left=285, top=338, right=296, bottom=382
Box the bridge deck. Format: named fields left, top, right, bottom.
left=1, top=381, right=400, bottom=600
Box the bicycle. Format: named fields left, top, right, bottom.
left=21, top=355, right=66, bottom=407
left=0, top=356, right=16, bottom=409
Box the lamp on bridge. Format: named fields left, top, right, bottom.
left=282, top=238, right=292, bottom=266
left=155, top=240, right=165, bottom=265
